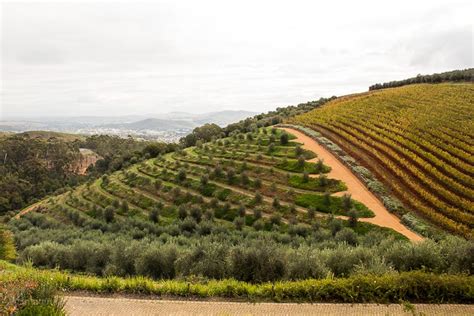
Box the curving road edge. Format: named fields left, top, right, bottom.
left=279, top=127, right=423, bottom=242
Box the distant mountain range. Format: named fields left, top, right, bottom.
left=105, top=118, right=197, bottom=131
left=0, top=110, right=257, bottom=140
left=102, top=110, right=258, bottom=131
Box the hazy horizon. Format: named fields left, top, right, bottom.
left=1, top=109, right=259, bottom=120
left=1, top=0, right=473, bottom=118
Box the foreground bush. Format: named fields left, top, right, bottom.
left=15, top=227, right=474, bottom=283
left=0, top=277, right=65, bottom=315
left=1, top=261, right=472, bottom=303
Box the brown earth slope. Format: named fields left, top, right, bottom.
left=280, top=127, right=422, bottom=242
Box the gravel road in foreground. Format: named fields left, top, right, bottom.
left=65, top=295, right=473, bottom=316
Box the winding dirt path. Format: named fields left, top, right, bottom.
left=64, top=295, right=473, bottom=316
left=14, top=201, right=42, bottom=220
left=280, top=127, right=423, bottom=242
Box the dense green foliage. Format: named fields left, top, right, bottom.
left=218, top=97, right=336, bottom=137
left=0, top=134, right=81, bottom=213
left=77, top=134, right=177, bottom=175
left=0, top=133, right=176, bottom=215
left=9, top=210, right=423, bottom=281
left=0, top=226, right=16, bottom=261
left=180, top=123, right=224, bottom=147
left=178, top=98, right=336, bottom=149
left=369, top=68, right=473, bottom=90
left=1, top=261, right=472, bottom=303
left=6, top=127, right=423, bottom=282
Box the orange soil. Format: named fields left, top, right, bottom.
left=280, top=127, right=423, bottom=242
left=14, top=202, right=42, bottom=220
left=74, top=149, right=100, bottom=175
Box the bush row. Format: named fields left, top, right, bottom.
left=2, top=261, right=472, bottom=303
left=16, top=233, right=473, bottom=283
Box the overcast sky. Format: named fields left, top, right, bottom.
left=1, top=0, right=472, bottom=118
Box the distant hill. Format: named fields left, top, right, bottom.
left=290, top=83, right=474, bottom=238
left=0, top=110, right=257, bottom=139
left=106, top=110, right=258, bottom=131
left=194, top=110, right=259, bottom=126
left=105, top=118, right=197, bottom=131
left=17, top=130, right=86, bottom=142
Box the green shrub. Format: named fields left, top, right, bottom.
left=335, top=228, right=358, bottom=246
left=176, top=244, right=229, bottom=279
left=325, top=246, right=372, bottom=277
left=384, top=240, right=443, bottom=272
left=295, top=194, right=374, bottom=217
left=233, top=217, right=245, bottom=230
left=0, top=226, right=16, bottom=261
left=230, top=243, right=286, bottom=282
left=135, top=245, right=177, bottom=279
left=190, top=207, right=202, bottom=223
left=287, top=248, right=329, bottom=280
left=149, top=208, right=159, bottom=223
left=104, top=206, right=115, bottom=223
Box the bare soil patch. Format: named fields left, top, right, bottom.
left=280, top=127, right=423, bottom=242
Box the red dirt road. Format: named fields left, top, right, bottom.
left=13, top=201, right=42, bottom=220
left=280, top=127, right=423, bottom=242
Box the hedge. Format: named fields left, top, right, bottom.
left=1, top=261, right=472, bottom=303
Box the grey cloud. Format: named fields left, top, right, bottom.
left=408, top=27, right=473, bottom=68
left=1, top=0, right=473, bottom=118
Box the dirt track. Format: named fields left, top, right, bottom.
left=13, top=201, right=41, bottom=220
left=64, top=295, right=473, bottom=316
left=280, top=127, right=423, bottom=242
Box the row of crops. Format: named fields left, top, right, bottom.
left=290, top=83, right=474, bottom=238
left=35, top=127, right=380, bottom=232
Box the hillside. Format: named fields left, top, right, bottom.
left=104, top=118, right=197, bottom=131
left=17, top=130, right=86, bottom=141
left=8, top=127, right=431, bottom=279
left=1, top=111, right=258, bottom=141
left=3, top=84, right=474, bottom=306
left=0, top=132, right=174, bottom=214
left=290, top=83, right=474, bottom=238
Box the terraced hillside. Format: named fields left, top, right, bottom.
left=11, top=127, right=433, bottom=280
left=5, top=87, right=474, bottom=301
left=290, top=83, right=474, bottom=238
left=19, top=128, right=378, bottom=229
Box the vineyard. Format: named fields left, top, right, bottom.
left=4, top=83, right=474, bottom=302
left=290, top=83, right=474, bottom=238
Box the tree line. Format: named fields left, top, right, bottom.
left=369, top=68, right=473, bottom=91
left=0, top=133, right=176, bottom=214
left=180, top=97, right=336, bottom=147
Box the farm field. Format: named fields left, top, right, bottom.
left=8, top=127, right=460, bottom=281
left=3, top=0, right=473, bottom=310
left=290, top=83, right=474, bottom=238
left=3, top=80, right=474, bottom=308
left=5, top=124, right=473, bottom=291
left=279, top=127, right=423, bottom=241
left=15, top=127, right=377, bottom=226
